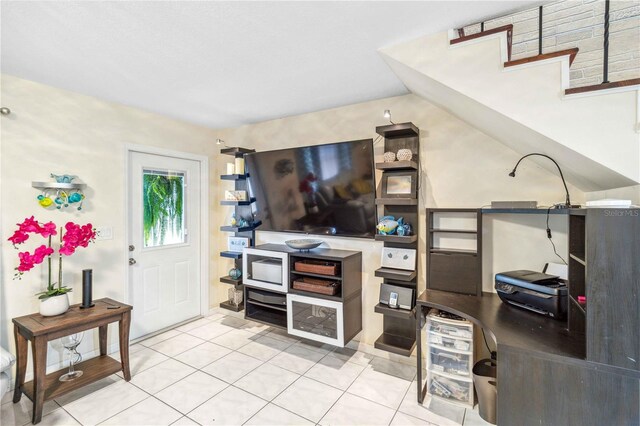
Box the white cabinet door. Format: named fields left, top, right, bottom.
left=287, top=294, right=343, bottom=347
left=243, top=248, right=289, bottom=293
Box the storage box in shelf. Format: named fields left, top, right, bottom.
left=292, top=276, right=341, bottom=296
left=428, top=371, right=473, bottom=407
left=294, top=259, right=339, bottom=276
left=428, top=347, right=472, bottom=378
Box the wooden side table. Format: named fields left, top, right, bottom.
left=12, top=298, right=132, bottom=424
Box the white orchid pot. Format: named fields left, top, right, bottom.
left=39, top=294, right=69, bottom=316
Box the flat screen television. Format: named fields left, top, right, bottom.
left=245, top=139, right=376, bottom=238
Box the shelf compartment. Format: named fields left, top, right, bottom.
left=220, top=221, right=262, bottom=232
left=374, top=234, right=418, bottom=243
left=430, top=229, right=477, bottom=234
left=430, top=248, right=477, bottom=256
left=290, top=270, right=343, bottom=281
left=375, top=161, right=418, bottom=171
left=374, top=332, right=416, bottom=356
left=245, top=305, right=287, bottom=330
left=288, top=288, right=342, bottom=302
left=375, top=122, right=419, bottom=139
left=22, top=356, right=121, bottom=402
left=220, top=251, right=243, bottom=259
left=220, top=198, right=256, bottom=206
left=246, top=298, right=287, bottom=312
left=374, top=303, right=415, bottom=320
left=220, top=174, right=248, bottom=180
left=220, top=275, right=242, bottom=285
left=375, top=267, right=417, bottom=282
left=219, top=300, right=244, bottom=312
left=376, top=198, right=418, bottom=206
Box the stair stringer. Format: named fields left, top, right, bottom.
left=379, top=31, right=640, bottom=191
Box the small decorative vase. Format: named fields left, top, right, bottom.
left=40, top=294, right=69, bottom=317
left=397, top=149, right=413, bottom=161
left=383, top=151, right=396, bottom=162
left=229, top=267, right=242, bottom=280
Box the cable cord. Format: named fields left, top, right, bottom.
left=546, top=206, right=568, bottom=265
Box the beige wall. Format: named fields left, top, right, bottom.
left=0, top=75, right=220, bottom=369
left=1, top=74, right=589, bottom=358
left=216, top=93, right=585, bottom=345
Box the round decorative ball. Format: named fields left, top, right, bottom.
left=383, top=151, right=396, bottom=162
left=397, top=149, right=413, bottom=161
left=229, top=267, right=242, bottom=280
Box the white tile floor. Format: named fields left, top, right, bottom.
left=1, top=313, right=491, bottom=426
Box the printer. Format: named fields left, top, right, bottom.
left=495, top=270, right=568, bottom=320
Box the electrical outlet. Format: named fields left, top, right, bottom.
left=95, top=226, right=113, bottom=240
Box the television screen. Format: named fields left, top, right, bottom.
left=245, top=139, right=376, bottom=238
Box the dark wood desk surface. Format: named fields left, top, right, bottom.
left=416, top=290, right=585, bottom=360
left=13, top=298, right=132, bottom=338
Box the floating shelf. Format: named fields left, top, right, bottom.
left=375, top=161, right=418, bottom=171
left=374, top=333, right=416, bottom=357
left=219, top=300, right=244, bottom=312
left=220, top=275, right=242, bottom=286
left=220, top=198, right=256, bottom=206
left=374, top=303, right=415, bottom=320
left=374, top=234, right=418, bottom=243
left=220, top=251, right=243, bottom=259
left=221, top=147, right=255, bottom=156
left=220, top=174, right=248, bottom=181
left=375, top=122, right=420, bottom=139
left=430, top=248, right=477, bottom=255
left=375, top=198, right=418, bottom=206
left=375, top=267, right=417, bottom=282
left=220, top=221, right=262, bottom=233
left=429, top=229, right=478, bottom=234
left=32, top=182, right=87, bottom=190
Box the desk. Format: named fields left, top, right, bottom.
left=415, top=290, right=640, bottom=425
left=12, top=298, right=132, bottom=424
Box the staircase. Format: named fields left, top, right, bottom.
left=379, top=20, right=640, bottom=191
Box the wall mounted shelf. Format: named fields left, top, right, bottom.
left=375, top=198, right=418, bottom=206
left=374, top=234, right=418, bottom=243
left=375, top=161, right=418, bottom=170
left=220, top=275, right=242, bottom=286
left=220, top=221, right=262, bottom=233
left=220, top=251, right=243, bottom=259
left=374, top=267, right=417, bottom=282
left=374, top=303, right=415, bottom=320
left=220, top=198, right=256, bottom=206
left=220, top=174, right=249, bottom=181
left=32, top=182, right=86, bottom=190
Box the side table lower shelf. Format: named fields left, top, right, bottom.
left=22, top=356, right=121, bottom=402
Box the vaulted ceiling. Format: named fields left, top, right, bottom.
left=1, top=1, right=540, bottom=128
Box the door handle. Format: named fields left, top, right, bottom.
left=129, top=258, right=137, bottom=265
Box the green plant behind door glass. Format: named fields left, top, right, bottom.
left=143, top=172, right=185, bottom=247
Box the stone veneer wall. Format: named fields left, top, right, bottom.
left=462, top=0, right=640, bottom=88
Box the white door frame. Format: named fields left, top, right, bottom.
left=123, top=144, right=210, bottom=320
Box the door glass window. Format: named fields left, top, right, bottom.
left=143, top=169, right=186, bottom=247
left=291, top=300, right=338, bottom=339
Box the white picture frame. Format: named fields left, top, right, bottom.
left=381, top=247, right=416, bottom=271
left=228, top=236, right=250, bottom=252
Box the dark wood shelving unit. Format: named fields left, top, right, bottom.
left=426, top=208, right=482, bottom=296
left=373, top=122, right=420, bottom=356
left=568, top=210, right=587, bottom=340
left=219, top=146, right=257, bottom=312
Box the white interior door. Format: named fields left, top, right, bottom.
left=128, top=151, right=201, bottom=339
